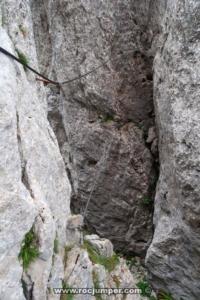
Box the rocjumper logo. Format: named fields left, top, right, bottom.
left=53, top=287, right=144, bottom=296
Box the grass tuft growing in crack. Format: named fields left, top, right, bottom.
left=136, top=279, right=152, bottom=297
left=136, top=278, right=159, bottom=300
left=64, top=245, right=74, bottom=266
left=16, top=49, right=29, bottom=71
left=142, top=196, right=153, bottom=206
left=125, top=256, right=137, bottom=269
left=61, top=281, right=74, bottom=300
left=158, top=291, right=174, bottom=300
left=83, top=240, right=119, bottom=272
left=18, top=227, right=39, bottom=270
left=101, top=114, right=115, bottom=123
left=53, top=236, right=59, bottom=254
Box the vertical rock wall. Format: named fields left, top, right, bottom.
left=146, top=1, right=200, bottom=299
left=0, top=1, right=71, bottom=299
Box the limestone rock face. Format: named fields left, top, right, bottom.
left=64, top=234, right=150, bottom=300
left=146, top=1, right=200, bottom=299
left=1, top=0, right=200, bottom=299
left=0, top=1, right=71, bottom=299
left=84, top=234, right=114, bottom=257
left=31, top=0, right=157, bottom=255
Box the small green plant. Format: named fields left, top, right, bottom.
left=64, top=245, right=73, bottom=267
left=137, top=122, right=144, bottom=129
left=126, top=256, right=137, bottom=269
left=61, top=281, right=74, bottom=300
left=101, top=114, right=114, bottom=123
left=142, top=196, right=153, bottom=206
left=16, top=49, right=29, bottom=70
left=136, top=279, right=152, bottom=297
left=83, top=240, right=119, bottom=272
left=18, top=227, right=39, bottom=270
left=82, top=228, right=90, bottom=236
left=158, top=291, right=174, bottom=300
left=19, top=24, right=27, bottom=38
left=92, top=271, right=103, bottom=300
left=53, top=237, right=59, bottom=254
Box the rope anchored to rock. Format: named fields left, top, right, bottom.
left=83, top=136, right=114, bottom=221
left=0, top=45, right=134, bottom=221
left=0, top=46, right=133, bottom=86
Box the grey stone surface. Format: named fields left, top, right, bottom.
left=64, top=239, right=149, bottom=300
left=66, top=214, right=84, bottom=246
left=146, top=1, right=200, bottom=299
left=31, top=0, right=157, bottom=255
left=0, top=29, right=35, bottom=300
left=0, top=1, right=71, bottom=299
left=0, top=1, right=154, bottom=299
left=1, top=0, right=200, bottom=299
left=84, top=234, right=113, bottom=257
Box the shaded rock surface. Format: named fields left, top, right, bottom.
left=146, top=1, right=200, bottom=300
left=31, top=0, right=157, bottom=255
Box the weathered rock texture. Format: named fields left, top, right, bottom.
left=63, top=228, right=150, bottom=300
left=146, top=1, right=200, bottom=300
left=31, top=0, right=157, bottom=255
left=1, top=0, right=200, bottom=299
left=0, top=1, right=71, bottom=299
left=0, top=1, right=156, bottom=299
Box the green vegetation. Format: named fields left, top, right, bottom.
left=114, top=251, right=138, bottom=269
left=142, top=196, right=153, bottom=206
left=136, top=278, right=160, bottom=300
left=92, top=271, right=103, bottom=300
left=83, top=240, right=120, bottom=272
left=16, top=49, right=29, bottom=70
left=64, top=245, right=73, bottom=267
left=136, top=279, right=152, bottom=298
left=82, top=228, right=90, bottom=236
left=53, top=237, right=59, bottom=254
left=61, top=281, right=74, bottom=300
left=126, top=256, right=137, bottom=269
left=137, top=122, right=144, bottom=129
left=158, top=291, right=174, bottom=300
left=19, top=24, right=27, bottom=38
left=18, top=227, right=39, bottom=270
left=101, top=114, right=114, bottom=123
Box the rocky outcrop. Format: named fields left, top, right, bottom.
left=62, top=217, right=151, bottom=300
left=31, top=0, right=157, bottom=255
left=146, top=1, right=200, bottom=299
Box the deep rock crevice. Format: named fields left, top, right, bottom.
left=31, top=0, right=159, bottom=257
left=2, top=0, right=200, bottom=299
